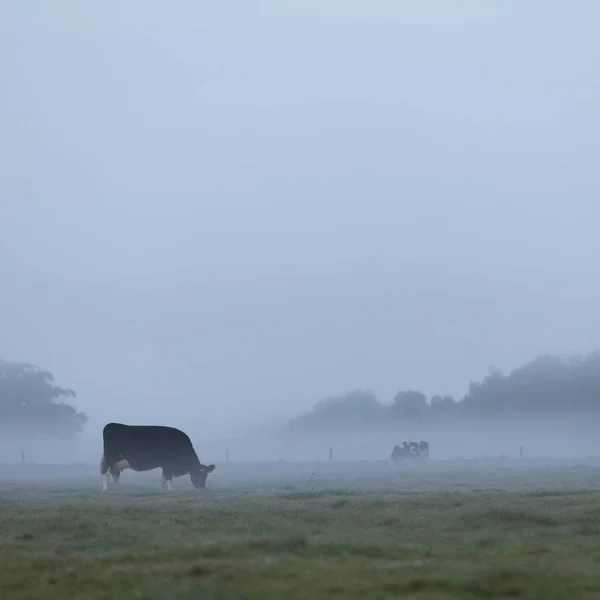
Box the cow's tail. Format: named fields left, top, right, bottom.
left=100, top=453, right=109, bottom=475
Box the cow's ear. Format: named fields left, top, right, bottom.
left=206, top=464, right=215, bottom=473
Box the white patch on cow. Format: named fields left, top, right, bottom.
left=111, top=472, right=120, bottom=485
left=167, top=480, right=172, bottom=491
left=102, top=471, right=110, bottom=491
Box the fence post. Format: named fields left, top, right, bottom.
left=329, top=447, right=333, bottom=462
left=226, top=449, right=229, bottom=464
left=519, top=445, right=523, bottom=461
left=21, top=451, right=25, bottom=465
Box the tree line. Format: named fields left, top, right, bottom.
left=2, top=350, right=600, bottom=438
left=0, top=359, right=87, bottom=438
left=288, top=351, right=600, bottom=430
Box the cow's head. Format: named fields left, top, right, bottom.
left=190, top=463, right=216, bottom=489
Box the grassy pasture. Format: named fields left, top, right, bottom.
left=2, top=460, right=600, bottom=599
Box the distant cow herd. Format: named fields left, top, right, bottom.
left=390, top=440, right=430, bottom=462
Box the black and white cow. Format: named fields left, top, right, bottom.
left=99, top=422, right=215, bottom=491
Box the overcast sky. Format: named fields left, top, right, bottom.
left=1, top=1, right=599, bottom=447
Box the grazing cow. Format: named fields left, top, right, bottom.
left=99, top=422, right=215, bottom=491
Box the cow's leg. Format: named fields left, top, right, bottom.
left=161, top=468, right=173, bottom=491
left=101, top=451, right=128, bottom=491
left=100, top=453, right=111, bottom=491
left=110, top=465, right=121, bottom=486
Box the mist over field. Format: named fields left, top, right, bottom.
left=3, top=413, right=600, bottom=467
left=1, top=1, right=600, bottom=472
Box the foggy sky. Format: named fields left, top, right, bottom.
left=1, top=1, right=599, bottom=453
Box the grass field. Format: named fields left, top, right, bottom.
left=2, top=460, right=600, bottom=599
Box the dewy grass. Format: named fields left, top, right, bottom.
left=2, top=462, right=600, bottom=598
